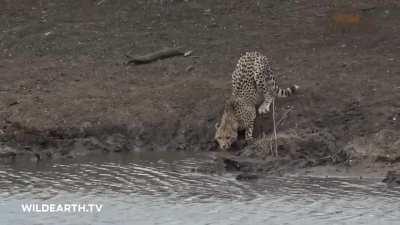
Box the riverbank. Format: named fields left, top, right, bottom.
left=0, top=0, right=399, bottom=176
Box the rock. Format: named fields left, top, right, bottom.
left=217, top=152, right=280, bottom=173
left=236, top=173, right=259, bottom=181
left=382, top=171, right=400, bottom=187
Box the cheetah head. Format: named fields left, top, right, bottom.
left=215, top=123, right=238, bottom=150
left=214, top=100, right=239, bottom=151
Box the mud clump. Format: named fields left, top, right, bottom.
left=342, top=129, right=400, bottom=165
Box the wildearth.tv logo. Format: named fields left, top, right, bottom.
left=21, top=203, right=103, bottom=213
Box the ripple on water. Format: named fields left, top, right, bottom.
left=0, top=153, right=400, bottom=225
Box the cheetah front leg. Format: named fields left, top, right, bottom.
left=244, top=107, right=256, bottom=141
left=245, top=123, right=254, bottom=141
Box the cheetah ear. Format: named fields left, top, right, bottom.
left=215, top=122, right=219, bottom=129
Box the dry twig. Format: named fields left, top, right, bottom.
left=270, top=99, right=278, bottom=157
left=268, top=104, right=294, bottom=157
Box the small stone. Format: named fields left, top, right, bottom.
left=236, top=173, right=259, bottom=181
left=184, top=50, right=193, bottom=57
left=185, top=65, right=194, bottom=72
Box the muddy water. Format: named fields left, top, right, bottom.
left=0, top=152, right=399, bottom=225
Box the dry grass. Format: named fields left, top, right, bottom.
left=270, top=99, right=278, bottom=157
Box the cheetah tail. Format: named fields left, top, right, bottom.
left=276, top=84, right=299, bottom=98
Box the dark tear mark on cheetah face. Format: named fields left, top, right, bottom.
left=214, top=100, right=239, bottom=151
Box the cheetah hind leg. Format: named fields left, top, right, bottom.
left=258, top=96, right=273, bottom=114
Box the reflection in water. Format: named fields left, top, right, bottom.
left=0, top=152, right=399, bottom=225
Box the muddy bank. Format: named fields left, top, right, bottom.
left=0, top=0, right=399, bottom=175
left=214, top=127, right=400, bottom=177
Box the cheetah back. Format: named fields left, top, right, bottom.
left=231, top=52, right=274, bottom=105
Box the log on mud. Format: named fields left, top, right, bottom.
left=127, top=47, right=185, bottom=65
left=216, top=152, right=287, bottom=173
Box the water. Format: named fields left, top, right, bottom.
left=0, top=152, right=399, bottom=225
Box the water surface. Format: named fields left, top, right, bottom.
left=0, top=152, right=399, bottom=225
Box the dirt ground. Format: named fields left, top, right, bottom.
left=0, top=0, right=399, bottom=175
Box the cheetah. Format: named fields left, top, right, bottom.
left=215, top=51, right=299, bottom=151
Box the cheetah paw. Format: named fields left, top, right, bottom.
left=258, top=102, right=270, bottom=114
